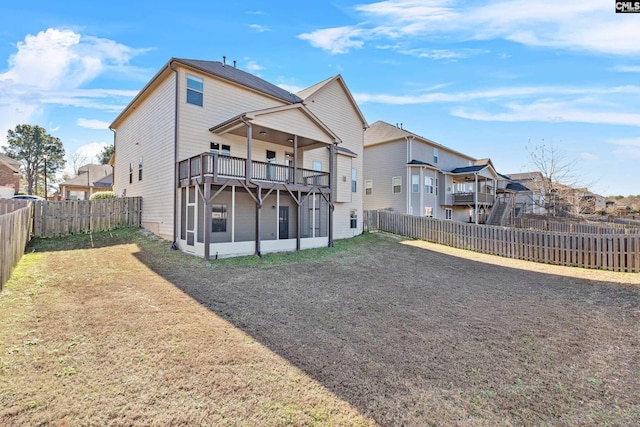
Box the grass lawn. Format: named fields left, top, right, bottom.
left=1, top=229, right=639, bottom=426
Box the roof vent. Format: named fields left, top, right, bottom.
left=222, top=56, right=226, bottom=66
left=233, top=60, right=237, bottom=68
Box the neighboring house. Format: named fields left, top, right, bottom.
left=0, top=153, right=21, bottom=197
left=363, top=121, right=511, bottom=223
left=110, top=58, right=367, bottom=259
left=58, top=164, right=113, bottom=200
left=508, top=171, right=605, bottom=217
left=506, top=172, right=548, bottom=215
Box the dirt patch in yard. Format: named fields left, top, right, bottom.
left=2, top=230, right=639, bottom=426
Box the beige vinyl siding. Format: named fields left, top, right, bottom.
left=176, top=67, right=288, bottom=161
left=363, top=141, right=407, bottom=213
left=335, top=154, right=352, bottom=203
left=113, top=72, right=176, bottom=240
left=303, top=78, right=365, bottom=239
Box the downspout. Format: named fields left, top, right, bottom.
left=170, top=60, right=179, bottom=249
left=405, top=135, right=414, bottom=214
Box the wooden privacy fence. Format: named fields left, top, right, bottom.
left=514, top=216, right=640, bottom=235
left=0, top=205, right=32, bottom=290
left=364, top=210, right=640, bottom=273
left=31, top=197, right=142, bottom=238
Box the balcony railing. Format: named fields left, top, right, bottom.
left=453, top=192, right=494, bottom=205
left=178, top=153, right=330, bottom=188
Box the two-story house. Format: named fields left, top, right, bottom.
left=110, top=58, right=367, bottom=259
left=363, top=121, right=509, bottom=223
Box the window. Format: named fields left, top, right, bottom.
left=352, top=168, right=357, bottom=192
left=211, top=204, right=227, bottom=232
left=424, top=176, right=434, bottom=194
left=210, top=142, right=230, bottom=155
left=350, top=209, right=357, bottom=229
left=433, top=148, right=439, bottom=164
left=412, top=175, right=419, bottom=193
left=365, top=180, right=373, bottom=196
left=445, top=208, right=452, bottom=220
left=138, top=157, right=143, bottom=181
left=187, top=74, right=204, bottom=106
left=312, top=161, right=322, bottom=171
left=435, top=178, right=439, bottom=195
left=424, top=206, right=433, bottom=217
left=392, top=176, right=402, bottom=194
left=129, top=162, right=133, bottom=184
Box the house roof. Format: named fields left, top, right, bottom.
left=0, top=153, right=21, bottom=173
left=111, top=57, right=304, bottom=129
left=176, top=58, right=303, bottom=104
left=407, top=159, right=438, bottom=169
left=364, top=121, right=476, bottom=162
left=505, top=182, right=531, bottom=192
left=450, top=165, right=487, bottom=174
left=297, top=74, right=368, bottom=129
left=336, top=146, right=358, bottom=157
left=58, top=164, right=112, bottom=188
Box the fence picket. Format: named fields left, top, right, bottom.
left=364, top=210, right=640, bottom=273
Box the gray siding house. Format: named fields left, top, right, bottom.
left=364, top=121, right=512, bottom=224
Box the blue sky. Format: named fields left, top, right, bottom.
left=1, top=0, right=639, bottom=195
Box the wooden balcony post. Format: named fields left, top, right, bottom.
left=256, top=186, right=262, bottom=256
left=328, top=143, right=335, bottom=247
left=246, top=124, right=253, bottom=185
left=204, top=183, right=211, bottom=260
left=296, top=190, right=301, bottom=251
left=293, top=135, right=298, bottom=185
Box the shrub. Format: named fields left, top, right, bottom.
left=90, top=191, right=117, bottom=200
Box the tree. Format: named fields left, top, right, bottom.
left=69, top=151, right=88, bottom=176
left=525, top=140, right=594, bottom=217
left=97, top=144, right=114, bottom=165
left=3, top=124, right=66, bottom=195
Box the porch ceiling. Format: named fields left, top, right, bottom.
left=221, top=123, right=324, bottom=149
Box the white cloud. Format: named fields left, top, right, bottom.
left=298, top=26, right=365, bottom=54
left=299, top=0, right=640, bottom=56
left=77, top=118, right=111, bottom=130
left=611, top=65, right=640, bottom=73
left=608, top=137, right=640, bottom=160
left=249, top=24, right=270, bottom=32
left=245, top=60, right=264, bottom=72
left=0, top=28, right=146, bottom=146
left=452, top=100, right=640, bottom=127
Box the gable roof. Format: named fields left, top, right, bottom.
left=0, top=153, right=21, bottom=173
left=297, top=74, right=368, bottom=128
left=58, top=164, right=112, bottom=188
left=176, top=58, right=302, bottom=104
left=450, top=165, right=487, bottom=174
left=364, top=121, right=476, bottom=161
left=111, top=57, right=303, bottom=129
left=407, top=159, right=438, bottom=169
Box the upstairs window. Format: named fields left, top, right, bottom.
left=312, top=161, right=322, bottom=171
left=433, top=148, right=439, bottom=164
left=392, top=176, right=402, bottom=194
left=365, top=179, right=373, bottom=196
left=210, top=142, right=230, bottom=156
left=352, top=168, right=357, bottom=192
left=187, top=74, right=204, bottom=106
left=424, top=176, right=434, bottom=194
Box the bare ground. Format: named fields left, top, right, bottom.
left=1, top=229, right=639, bottom=426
